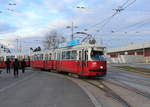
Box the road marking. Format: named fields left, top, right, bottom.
left=0, top=73, right=35, bottom=93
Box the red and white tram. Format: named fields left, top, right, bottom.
left=31, top=42, right=107, bottom=77
left=0, top=53, right=30, bottom=68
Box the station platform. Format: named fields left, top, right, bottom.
left=0, top=69, right=94, bottom=107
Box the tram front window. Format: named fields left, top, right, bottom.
left=91, top=50, right=106, bottom=61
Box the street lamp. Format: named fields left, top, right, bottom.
left=76, top=6, right=85, bottom=9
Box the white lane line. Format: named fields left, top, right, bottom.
left=0, top=73, right=35, bottom=93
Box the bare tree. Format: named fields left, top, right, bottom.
left=43, top=31, right=66, bottom=50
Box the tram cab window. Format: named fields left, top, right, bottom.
left=91, top=50, right=106, bottom=61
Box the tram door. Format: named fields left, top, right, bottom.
left=56, top=52, right=61, bottom=71
left=78, top=49, right=85, bottom=75
left=78, top=49, right=88, bottom=75
left=44, top=54, right=48, bottom=69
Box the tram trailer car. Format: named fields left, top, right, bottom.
left=0, top=53, right=30, bottom=68
left=31, top=42, right=107, bottom=77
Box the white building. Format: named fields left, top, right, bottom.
left=107, top=42, right=150, bottom=63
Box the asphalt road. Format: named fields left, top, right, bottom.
left=107, top=65, right=150, bottom=93
left=0, top=69, right=94, bottom=107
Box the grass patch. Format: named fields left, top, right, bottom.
left=115, top=66, right=150, bottom=73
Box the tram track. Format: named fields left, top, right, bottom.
left=66, top=74, right=131, bottom=107
left=84, top=79, right=131, bottom=107
left=108, top=73, right=150, bottom=86
left=103, top=79, right=150, bottom=99
left=47, top=71, right=150, bottom=107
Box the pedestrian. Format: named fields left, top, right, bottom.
left=0, top=70, right=2, bottom=74
left=5, top=58, right=11, bottom=73
left=13, top=58, right=19, bottom=78
left=21, top=59, right=26, bottom=73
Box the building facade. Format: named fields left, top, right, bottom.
left=107, top=42, right=150, bottom=63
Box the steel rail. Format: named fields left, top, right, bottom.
left=104, top=79, right=150, bottom=99
left=84, top=80, right=131, bottom=107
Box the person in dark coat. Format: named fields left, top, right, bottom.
left=13, top=58, right=19, bottom=77
left=5, top=58, right=11, bottom=73
left=21, top=59, right=26, bottom=73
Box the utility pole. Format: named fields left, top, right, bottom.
left=71, top=22, right=74, bottom=40
left=66, top=22, right=77, bottom=41
left=16, top=38, right=18, bottom=52
left=19, top=38, right=22, bottom=53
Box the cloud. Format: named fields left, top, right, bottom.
left=0, top=21, right=17, bottom=34
left=0, top=0, right=149, bottom=50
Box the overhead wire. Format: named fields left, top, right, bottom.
left=112, top=18, right=150, bottom=33
left=124, top=0, right=136, bottom=9
left=81, top=0, right=137, bottom=33
left=121, top=0, right=130, bottom=7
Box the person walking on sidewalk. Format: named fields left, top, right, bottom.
left=13, top=58, right=19, bottom=78
left=21, top=59, right=26, bottom=73
left=5, top=58, right=11, bottom=73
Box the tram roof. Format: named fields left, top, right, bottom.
left=31, top=42, right=105, bottom=55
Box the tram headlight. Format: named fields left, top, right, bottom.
left=100, top=66, right=103, bottom=69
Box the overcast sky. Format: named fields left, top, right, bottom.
left=0, top=0, right=150, bottom=52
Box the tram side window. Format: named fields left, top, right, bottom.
left=66, top=51, right=70, bottom=60
left=6, top=56, right=10, bottom=60
left=25, top=56, right=30, bottom=60
left=32, top=56, right=33, bottom=60
left=70, top=50, right=77, bottom=60
left=34, top=54, right=38, bottom=60
left=85, top=50, right=88, bottom=61
left=79, top=51, right=81, bottom=60
left=53, top=53, right=56, bottom=60
left=10, top=56, right=15, bottom=61
left=34, top=55, right=38, bottom=60
left=36, top=54, right=39, bottom=60
left=57, top=53, right=59, bottom=60
left=62, top=52, right=66, bottom=60
left=49, top=53, right=52, bottom=60
left=57, top=53, right=61, bottom=60
left=0, top=57, right=4, bottom=63
left=33, top=55, right=35, bottom=60
left=18, top=56, right=23, bottom=60
left=40, top=54, right=43, bottom=60
left=45, top=54, right=48, bottom=60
